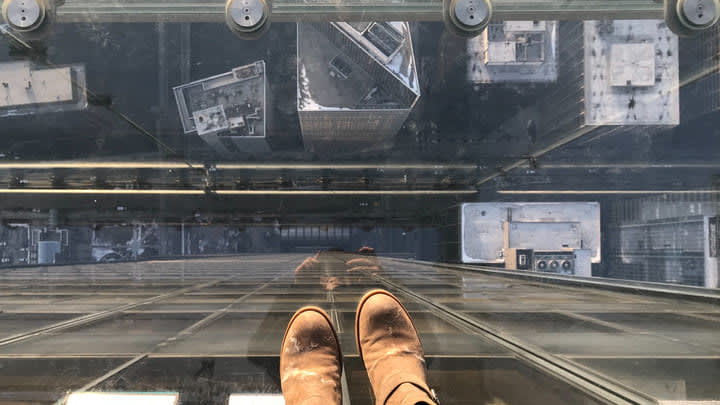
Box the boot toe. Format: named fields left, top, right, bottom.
left=355, top=290, right=435, bottom=405
left=283, top=310, right=338, bottom=354
left=280, top=307, right=342, bottom=405
left=357, top=291, right=419, bottom=347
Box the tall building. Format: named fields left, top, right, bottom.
left=679, top=24, right=720, bottom=123
left=0, top=61, right=87, bottom=117
left=606, top=193, right=719, bottom=287
left=442, top=202, right=600, bottom=278
left=582, top=20, right=679, bottom=126
left=467, top=21, right=558, bottom=83
left=297, top=22, right=420, bottom=153
left=174, top=61, right=271, bottom=157
left=486, top=20, right=680, bottom=149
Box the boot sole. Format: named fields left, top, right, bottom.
left=354, top=289, right=421, bottom=364
left=281, top=306, right=343, bottom=370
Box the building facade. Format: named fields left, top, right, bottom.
left=297, top=22, right=420, bottom=153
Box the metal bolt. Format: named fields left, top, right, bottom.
left=678, top=0, right=719, bottom=27
left=228, top=0, right=266, bottom=28
left=3, top=0, right=44, bottom=30
left=452, top=0, right=489, bottom=27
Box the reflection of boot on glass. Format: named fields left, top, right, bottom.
left=280, top=307, right=343, bottom=405
left=347, top=246, right=383, bottom=273
left=356, top=290, right=438, bottom=405
left=293, top=247, right=383, bottom=291
left=279, top=290, right=438, bottom=405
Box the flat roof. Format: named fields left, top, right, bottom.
left=297, top=22, right=418, bottom=111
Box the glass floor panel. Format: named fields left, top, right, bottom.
left=0, top=254, right=718, bottom=404
left=0, top=313, right=207, bottom=356
left=0, top=357, right=133, bottom=405
left=127, top=303, right=230, bottom=312
left=79, top=355, right=608, bottom=405
left=345, top=356, right=605, bottom=405
left=0, top=313, right=82, bottom=340
left=94, top=357, right=283, bottom=402
left=155, top=313, right=294, bottom=356
left=573, top=358, right=720, bottom=401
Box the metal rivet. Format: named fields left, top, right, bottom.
left=453, top=0, right=488, bottom=27
left=678, top=0, right=718, bottom=27
left=3, top=0, right=44, bottom=29
left=228, top=0, right=266, bottom=28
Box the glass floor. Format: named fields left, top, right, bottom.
left=2, top=0, right=720, bottom=403
left=0, top=253, right=718, bottom=404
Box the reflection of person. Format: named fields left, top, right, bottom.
left=294, top=247, right=383, bottom=291
left=280, top=289, right=439, bottom=405
left=246, top=247, right=382, bottom=364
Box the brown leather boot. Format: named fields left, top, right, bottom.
left=355, top=290, right=438, bottom=405
left=280, top=307, right=343, bottom=405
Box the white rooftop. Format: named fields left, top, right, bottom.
left=584, top=20, right=679, bottom=125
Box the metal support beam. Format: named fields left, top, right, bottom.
left=52, top=0, right=665, bottom=23
left=387, top=258, right=720, bottom=304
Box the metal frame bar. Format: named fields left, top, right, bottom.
left=53, top=0, right=665, bottom=23
left=65, top=276, right=283, bottom=398
left=0, top=162, right=478, bottom=170
left=388, top=258, right=720, bottom=304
